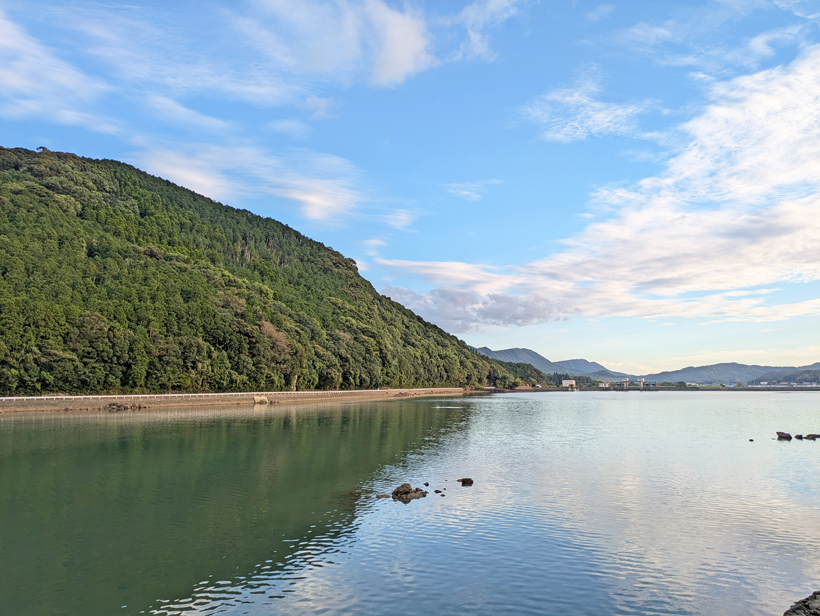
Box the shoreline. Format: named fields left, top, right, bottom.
left=0, top=387, right=470, bottom=415
left=2, top=385, right=815, bottom=415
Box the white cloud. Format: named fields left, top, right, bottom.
left=366, top=0, right=435, bottom=86
left=445, top=179, right=503, bottom=201
left=520, top=70, right=653, bottom=142
left=380, top=45, right=820, bottom=330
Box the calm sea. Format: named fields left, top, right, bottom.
left=1, top=391, right=818, bottom=615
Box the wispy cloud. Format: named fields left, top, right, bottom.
left=234, top=0, right=434, bottom=87
left=136, top=144, right=366, bottom=223
left=587, top=5, right=616, bottom=22
left=267, top=118, right=312, bottom=139
left=382, top=209, right=417, bottom=229
left=381, top=44, right=820, bottom=330
left=445, top=179, right=503, bottom=201
left=148, top=95, right=232, bottom=131
left=520, top=70, right=654, bottom=142
left=383, top=284, right=567, bottom=332
left=617, top=3, right=812, bottom=75
left=448, top=0, right=523, bottom=61
left=0, top=10, right=118, bottom=132
left=362, top=238, right=386, bottom=256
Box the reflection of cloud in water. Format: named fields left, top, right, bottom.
left=455, top=392, right=820, bottom=614
left=146, top=393, right=820, bottom=615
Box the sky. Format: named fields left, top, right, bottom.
left=2, top=0, right=820, bottom=374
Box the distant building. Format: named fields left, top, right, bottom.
left=562, top=379, right=576, bottom=388
left=598, top=382, right=610, bottom=388
left=612, top=378, right=629, bottom=391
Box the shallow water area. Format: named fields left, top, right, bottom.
left=1, top=392, right=818, bottom=615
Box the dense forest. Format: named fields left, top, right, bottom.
left=0, top=147, right=557, bottom=395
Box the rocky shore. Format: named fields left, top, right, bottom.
left=784, top=591, right=820, bottom=615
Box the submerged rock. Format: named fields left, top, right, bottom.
left=104, top=402, right=143, bottom=413
left=777, top=432, right=793, bottom=440
left=375, top=494, right=391, bottom=499
left=784, top=591, right=820, bottom=615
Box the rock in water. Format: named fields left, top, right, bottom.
left=391, top=483, right=428, bottom=503
left=457, top=478, right=474, bottom=486
left=392, top=483, right=413, bottom=497
left=783, top=591, right=820, bottom=615
left=805, top=434, right=819, bottom=440
left=253, top=395, right=269, bottom=404
left=777, top=432, right=793, bottom=440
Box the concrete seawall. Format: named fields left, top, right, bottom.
left=0, top=388, right=468, bottom=414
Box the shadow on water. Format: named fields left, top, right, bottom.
left=0, top=399, right=470, bottom=615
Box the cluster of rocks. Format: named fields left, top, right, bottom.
left=777, top=432, right=819, bottom=441
left=390, top=483, right=428, bottom=503
left=784, top=591, right=820, bottom=615
left=376, top=477, right=474, bottom=503
left=104, top=402, right=146, bottom=413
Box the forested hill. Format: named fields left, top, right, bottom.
left=0, top=146, right=534, bottom=395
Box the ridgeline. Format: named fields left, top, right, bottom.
left=0, top=147, right=547, bottom=395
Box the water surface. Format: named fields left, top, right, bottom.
left=1, top=392, right=818, bottom=615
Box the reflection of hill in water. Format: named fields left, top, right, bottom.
left=0, top=400, right=468, bottom=615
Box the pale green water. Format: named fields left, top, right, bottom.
left=0, top=392, right=818, bottom=615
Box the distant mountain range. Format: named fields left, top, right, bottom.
left=642, top=362, right=820, bottom=385
left=471, top=347, right=631, bottom=379
left=472, top=346, right=820, bottom=385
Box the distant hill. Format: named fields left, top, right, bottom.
left=471, top=347, right=629, bottom=378
left=643, top=362, right=794, bottom=385
left=553, top=358, right=607, bottom=374
left=471, top=346, right=820, bottom=386
left=471, top=347, right=568, bottom=374
left=553, top=359, right=631, bottom=378
left=748, top=367, right=820, bottom=385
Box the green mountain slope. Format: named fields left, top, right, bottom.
left=0, top=147, right=529, bottom=395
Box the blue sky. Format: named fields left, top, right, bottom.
left=2, top=0, right=820, bottom=373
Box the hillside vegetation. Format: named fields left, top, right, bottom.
left=0, top=147, right=544, bottom=395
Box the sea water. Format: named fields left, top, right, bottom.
left=1, top=391, right=818, bottom=615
